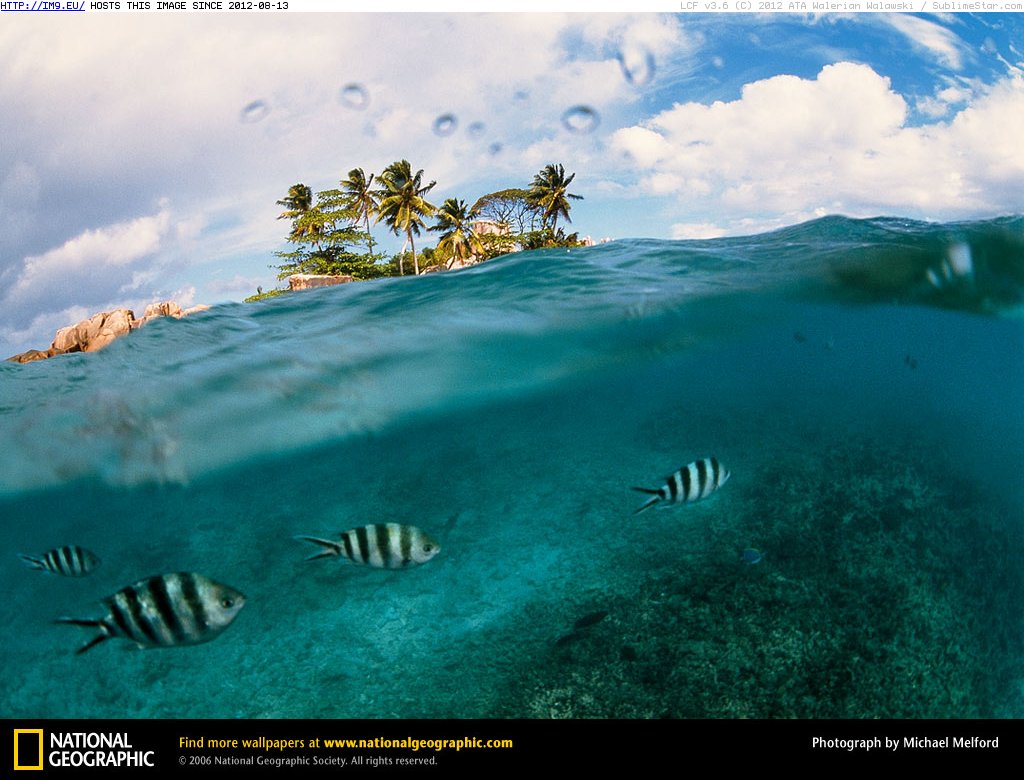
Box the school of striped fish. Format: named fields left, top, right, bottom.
left=24, top=456, right=733, bottom=655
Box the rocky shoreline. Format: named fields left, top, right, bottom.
left=6, top=301, right=209, bottom=364
left=6, top=273, right=352, bottom=364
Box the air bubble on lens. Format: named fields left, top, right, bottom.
left=240, top=100, right=269, bottom=124
left=561, top=105, right=600, bottom=135
left=339, top=83, right=370, bottom=110
left=617, top=47, right=656, bottom=87
left=467, top=121, right=485, bottom=139
left=433, top=114, right=458, bottom=137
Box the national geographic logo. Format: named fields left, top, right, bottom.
left=13, top=730, right=43, bottom=771
left=12, top=729, right=155, bottom=771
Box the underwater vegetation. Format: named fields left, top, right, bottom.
left=495, top=433, right=1024, bottom=719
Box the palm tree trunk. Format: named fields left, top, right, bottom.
left=409, top=229, right=419, bottom=275
left=364, top=213, right=375, bottom=261
left=398, top=237, right=410, bottom=275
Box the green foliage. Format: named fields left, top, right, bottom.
left=276, top=184, right=314, bottom=231
left=381, top=249, right=435, bottom=277
left=478, top=232, right=520, bottom=260
left=527, top=163, right=583, bottom=236
left=431, top=198, right=484, bottom=269
left=470, top=188, right=542, bottom=235
left=264, top=160, right=587, bottom=295
left=340, top=168, right=379, bottom=262
left=272, top=182, right=382, bottom=281
left=243, top=287, right=289, bottom=303
left=375, top=160, right=437, bottom=275
left=519, top=227, right=587, bottom=251
left=271, top=248, right=386, bottom=281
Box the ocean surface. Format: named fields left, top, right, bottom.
left=1, top=215, right=1022, bottom=718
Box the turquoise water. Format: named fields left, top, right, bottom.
left=2, top=216, right=1022, bottom=718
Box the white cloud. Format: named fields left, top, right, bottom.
left=0, top=13, right=693, bottom=354
left=643, top=172, right=690, bottom=196
left=611, top=62, right=1024, bottom=233
left=206, top=275, right=266, bottom=296
left=944, top=76, right=1024, bottom=189
left=0, top=305, right=90, bottom=356
left=166, top=285, right=197, bottom=309
left=882, top=15, right=967, bottom=71
left=0, top=13, right=1019, bottom=356
left=11, top=209, right=170, bottom=297
left=916, top=83, right=975, bottom=118
left=0, top=207, right=189, bottom=343
left=614, top=126, right=673, bottom=167
left=670, top=222, right=728, bottom=240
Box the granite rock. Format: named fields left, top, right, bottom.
left=288, top=274, right=354, bottom=291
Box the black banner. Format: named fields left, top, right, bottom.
left=3, top=719, right=1021, bottom=775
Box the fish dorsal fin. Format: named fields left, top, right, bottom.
left=630, top=486, right=660, bottom=495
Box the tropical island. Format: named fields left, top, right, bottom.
left=246, top=161, right=590, bottom=302
left=5, top=162, right=591, bottom=363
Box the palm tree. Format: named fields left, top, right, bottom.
left=276, top=183, right=313, bottom=217
left=375, top=160, right=437, bottom=275
left=527, top=164, right=583, bottom=238
left=340, top=168, right=378, bottom=261
left=276, top=183, right=322, bottom=248
left=431, top=198, right=485, bottom=269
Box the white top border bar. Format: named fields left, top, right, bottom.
left=2, top=1, right=1022, bottom=13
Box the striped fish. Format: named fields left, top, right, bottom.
left=19, top=545, right=100, bottom=577
left=55, top=572, right=245, bottom=655
left=632, top=457, right=730, bottom=515
left=295, top=524, right=440, bottom=569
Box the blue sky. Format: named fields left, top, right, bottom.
left=1, top=12, right=1022, bottom=355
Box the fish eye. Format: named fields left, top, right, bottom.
left=221, top=597, right=234, bottom=609
left=423, top=544, right=434, bottom=553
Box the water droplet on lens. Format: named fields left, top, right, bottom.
left=513, top=89, right=530, bottom=105
left=488, top=142, right=503, bottom=156
left=617, top=47, right=656, bottom=87
left=561, top=105, right=600, bottom=135
left=339, top=83, right=370, bottom=110
left=467, top=121, right=485, bottom=139
left=240, top=100, right=269, bottom=124
left=433, top=113, right=458, bottom=137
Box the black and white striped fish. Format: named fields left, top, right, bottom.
left=55, top=572, right=245, bottom=655
left=19, top=545, right=100, bottom=577
left=632, top=457, right=730, bottom=515
left=295, top=524, right=441, bottom=569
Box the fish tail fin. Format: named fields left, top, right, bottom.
left=75, top=634, right=112, bottom=655
left=54, top=618, right=111, bottom=655
left=294, top=536, right=343, bottom=561
left=630, top=488, right=661, bottom=515
left=18, top=553, right=45, bottom=571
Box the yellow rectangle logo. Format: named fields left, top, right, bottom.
left=13, top=729, right=44, bottom=771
